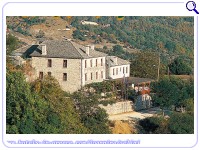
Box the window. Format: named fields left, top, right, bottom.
left=91, top=73, right=93, bottom=80
left=39, top=72, right=43, bottom=79
left=48, top=59, right=52, bottom=67
left=63, top=73, right=67, bottom=81
left=101, top=71, right=103, bottom=79
left=126, top=67, right=128, bottom=73
left=116, top=68, right=118, bottom=75
left=63, top=60, right=67, bottom=68
left=90, top=59, right=92, bottom=67
left=96, top=72, right=98, bottom=79
left=96, top=59, right=98, bottom=67
left=47, top=72, right=51, bottom=76
left=101, top=58, right=103, bottom=66
left=85, top=73, right=87, bottom=81
left=113, top=68, right=115, bottom=75
left=123, top=67, right=125, bottom=74
left=85, top=60, right=87, bottom=68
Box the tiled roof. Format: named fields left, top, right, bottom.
left=70, top=41, right=107, bottom=58
left=29, top=40, right=107, bottom=59
left=107, top=56, right=130, bottom=67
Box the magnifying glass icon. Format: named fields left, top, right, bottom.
left=186, top=1, right=199, bottom=14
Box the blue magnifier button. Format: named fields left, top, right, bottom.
left=186, top=1, right=199, bottom=14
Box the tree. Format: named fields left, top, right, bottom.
left=72, top=91, right=111, bottom=134
left=72, top=30, right=86, bottom=41
left=165, top=41, right=176, bottom=53
left=131, top=52, right=166, bottom=79
left=139, top=116, right=170, bottom=134
left=169, top=56, right=192, bottom=75
left=151, top=76, right=194, bottom=115
left=31, top=76, right=89, bottom=134
left=151, top=77, right=179, bottom=115
left=6, top=34, right=19, bottom=55
left=6, top=68, right=89, bottom=134
left=112, top=45, right=124, bottom=55
left=139, top=113, right=194, bottom=134
left=6, top=68, right=41, bottom=133
left=168, top=112, right=194, bottom=134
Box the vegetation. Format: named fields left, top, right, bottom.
left=6, top=33, right=112, bottom=134
left=139, top=116, right=170, bottom=134
left=86, top=81, right=116, bottom=94
left=6, top=34, right=19, bottom=55
left=69, top=16, right=194, bottom=78
left=7, top=17, right=46, bottom=36
left=6, top=62, right=111, bottom=134
left=6, top=69, right=89, bottom=134
left=72, top=92, right=111, bottom=134
left=72, top=30, right=86, bottom=41
left=169, top=56, right=193, bottom=75
left=70, top=16, right=193, bottom=56
left=31, top=76, right=89, bottom=133
left=139, top=112, right=194, bottom=134
left=7, top=16, right=194, bottom=78
left=151, top=76, right=194, bottom=115
left=99, top=99, right=116, bottom=106
left=131, top=51, right=166, bottom=79
left=168, top=112, right=194, bottom=134
left=35, top=30, right=45, bottom=38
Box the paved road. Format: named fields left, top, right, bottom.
left=109, top=111, right=154, bottom=121
left=109, top=107, right=170, bottom=121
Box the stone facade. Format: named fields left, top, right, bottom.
left=31, top=57, right=82, bottom=93
left=99, top=101, right=134, bottom=115
left=31, top=56, right=107, bottom=93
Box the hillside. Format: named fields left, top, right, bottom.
left=7, top=16, right=194, bottom=52
left=6, top=16, right=194, bottom=134
left=6, top=16, right=194, bottom=77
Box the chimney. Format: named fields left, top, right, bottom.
left=41, top=44, right=47, bottom=55
left=91, top=45, right=95, bottom=50
left=85, top=45, right=90, bottom=55
left=113, top=57, right=118, bottom=64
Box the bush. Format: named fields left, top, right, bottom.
left=139, top=116, right=170, bottom=134
left=169, top=57, right=192, bottom=75
left=99, top=99, right=116, bottom=106
left=169, top=112, right=194, bottom=134
left=72, top=30, right=86, bottom=41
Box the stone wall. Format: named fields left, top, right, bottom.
left=31, top=57, right=82, bottom=93
left=99, top=101, right=134, bottom=115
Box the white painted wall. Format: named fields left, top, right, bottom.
left=108, top=64, right=130, bottom=79
left=81, top=57, right=106, bottom=86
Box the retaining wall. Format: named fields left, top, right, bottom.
left=99, top=101, right=134, bottom=115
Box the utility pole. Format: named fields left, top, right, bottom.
left=157, top=53, right=160, bottom=81
left=167, top=66, right=170, bottom=77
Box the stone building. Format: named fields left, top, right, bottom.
left=14, top=40, right=130, bottom=93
